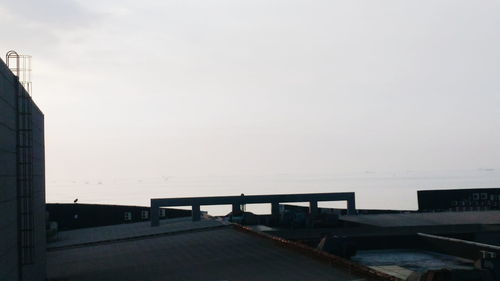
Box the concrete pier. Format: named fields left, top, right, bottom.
left=309, top=201, right=318, bottom=217
left=192, top=204, right=201, bottom=221
left=232, top=203, right=241, bottom=215
left=151, top=192, right=356, bottom=226
left=271, top=201, right=280, bottom=223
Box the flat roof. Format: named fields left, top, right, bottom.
left=418, top=187, right=500, bottom=193
left=48, top=217, right=226, bottom=249
left=47, top=218, right=383, bottom=281
left=340, top=211, right=500, bottom=227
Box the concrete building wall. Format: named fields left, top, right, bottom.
left=23, top=99, right=46, bottom=281
left=0, top=58, right=21, bottom=281
left=0, top=58, right=45, bottom=281
left=418, top=188, right=500, bottom=212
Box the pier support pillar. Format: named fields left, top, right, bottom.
left=309, top=201, right=318, bottom=217
left=347, top=197, right=356, bottom=215
left=271, top=202, right=280, bottom=224
left=192, top=204, right=201, bottom=221
left=151, top=200, right=160, bottom=227
left=232, top=203, right=241, bottom=215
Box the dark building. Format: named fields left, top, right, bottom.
left=0, top=52, right=46, bottom=281
left=47, top=203, right=191, bottom=230
left=418, top=188, right=500, bottom=212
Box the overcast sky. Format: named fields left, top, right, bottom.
left=1, top=0, right=499, bottom=180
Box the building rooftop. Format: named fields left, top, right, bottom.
left=47, top=218, right=386, bottom=281
left=48, top=217, right=225, bottom=249
left=340, top=211, right=500, bottom=227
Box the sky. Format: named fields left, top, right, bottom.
left=1, top=0, right=499, bottom=183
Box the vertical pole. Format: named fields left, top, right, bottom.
left=150, top=200, right=159, bottom=227
left=271, top=202, right=280, bottom=224
left=192, top=204, right=201, bottom=221
left=309, top=201, right=318, bottom=217
left=232, top=203, right=241, bottom=215
left=347, top=196, right=356, bottom=215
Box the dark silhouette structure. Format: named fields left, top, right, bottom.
left=0, top=52, right=45, bottom=281
left=150, top=192, right=356, bottom=226
left=47, top=203, right=191, bottom=230
left=418, top=188, right=500, bottom=212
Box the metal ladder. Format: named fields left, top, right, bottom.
left=6, top=50, right=35, bottom=265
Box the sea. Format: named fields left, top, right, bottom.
left=46, top=169, right=500, bottom=215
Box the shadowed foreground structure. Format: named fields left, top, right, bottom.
left=151, top=192, right=356, bottom=226
left=47, top=218, right=388, bottom=281
left=0, top=53, right=46, bottom=281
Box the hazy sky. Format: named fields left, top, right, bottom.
left=1, top=0, right=499, bottom=180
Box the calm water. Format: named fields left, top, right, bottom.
left=353, top=249, right=474, bottom=272
left=47, top=170, right=500, bottom=215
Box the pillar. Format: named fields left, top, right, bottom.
left=192, top=204, right=201, bottom=221
left=232, top=203, right=241, bottom=215
left=271, top=202, right=280, bottom=224
left=347, top=197, right=356, bottom=215
left=151, top=200, right=159, bottom=227
left=309, top=201, right=318, bottom=217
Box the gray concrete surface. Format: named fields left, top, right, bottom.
left=340, top=210, right=500, bottom=227
left=369, top=266, right=413, bottom=280
left=48, top=224, right=368, bottom=281
left=48, top=217, right=227, bottom=249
